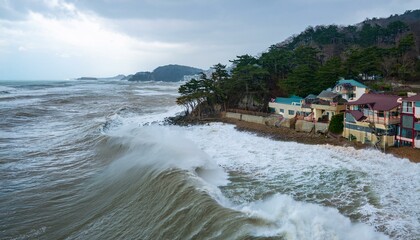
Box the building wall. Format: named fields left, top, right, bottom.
left=312, top=104, right=346, bottom=121
left=343, top=127, right=395, bottom=148
left=354, top=87, right=367, bottom=101
left=268, top=102, right=310, bottom=119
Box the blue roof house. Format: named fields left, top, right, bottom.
left=268, top=95, right=311, bottom=119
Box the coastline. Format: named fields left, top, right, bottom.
left=214, top=117, right=420, bottom=163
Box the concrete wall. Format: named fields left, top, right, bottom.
left=295, top=120, right=314, bottom=133
left=241, top=114, right=265, bottom=124
left=224, top=112, right=329, bottom=134
left=225, top=112, right=292, bottom=126
left=315, top=122, right=329, bottom=134
left=225, top=112, right=241, bottom=120
left=225, top=112, right=268, bottom=125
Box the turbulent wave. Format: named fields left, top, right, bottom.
left=1, top=80, right=417, bottom=240
left=70, top=124, right=387, bottom=240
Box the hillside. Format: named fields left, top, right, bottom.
left=275, top=9, right=420, bottom=84
left=280, top=10, right=420, bottom=54
left=127, top=64, right=203, bottom=82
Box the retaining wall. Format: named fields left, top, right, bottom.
left=224, top=112, right=330, bottom=134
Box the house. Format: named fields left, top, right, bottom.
left=268, top=95, right=311, bottom=119
left=343, top=93, right=401, bottom=148
left=309, top=90, right=347, bottom=122
left=396, top=94, right=420, bottom=148
left=333, top=79, right=369, bottom=101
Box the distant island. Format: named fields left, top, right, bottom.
left=76, top=74, right=126, bottom=81
left=124, top=64, right=203, bottom=82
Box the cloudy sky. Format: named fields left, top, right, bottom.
left=0, top=0, right=419, bottom=80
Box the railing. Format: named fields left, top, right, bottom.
left=365, top=116, right=400, bottom=125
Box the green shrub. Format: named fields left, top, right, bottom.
left=328, top=113, right=344, bottom=134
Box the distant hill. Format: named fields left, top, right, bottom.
left=77, top=77, right=98, bottom=80
left=126, top=64, right=203, bottom=82
left=77, top=74, right=126, bottom=81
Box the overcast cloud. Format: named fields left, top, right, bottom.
left=0, top=0, right=419, bottom=79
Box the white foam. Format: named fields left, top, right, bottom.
left=241, top=194, right=389, bottom=239
left=134, top=89, right=180, bottom=96
left=183, top=122, right=420, bottom=239
left=103, top=124, right=229, bottom=188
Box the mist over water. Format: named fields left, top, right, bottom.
left=0, top=80, right=418, bottom=239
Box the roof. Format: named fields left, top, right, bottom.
left=346, top=93, right=400, bottom=111
left=336, top=79, right=368, bottom=89
left=404, top=94, right=420, bottom=102
left=305, top=94, right=317, bottom=99
left=274, top=95, right=302, bottom=105
left=317, top=90, right=339, bottom=100
left=347, top=110, right=365, bottom=121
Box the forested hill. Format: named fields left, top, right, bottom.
left=126, top=64, right=203, bottom=82
left=251, top=9, right=420, bottom=98
left=280, top=10, right=420, bottom=53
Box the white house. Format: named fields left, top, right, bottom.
left=333, top=79, right=369, bottom=102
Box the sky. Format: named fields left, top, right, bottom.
left=0, top=0, right=419, bottom=80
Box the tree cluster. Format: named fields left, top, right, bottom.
left=177, top=16, right=420, bottom=116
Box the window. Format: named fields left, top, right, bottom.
left=377, top=111, right=384, bottom=118
left=402, top=115, right=413, bottom=128
left=402, top=101, right=413, bottom=113
left=279, top=109, right=284, bottom=113
left=401, top=128, right=413, bottom=139
left=288, top=110, right=295, bottom=115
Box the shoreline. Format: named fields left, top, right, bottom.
left=211, top=117, right=420, bottom=163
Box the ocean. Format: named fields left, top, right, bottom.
left=0, top=80, right=418, bottom=240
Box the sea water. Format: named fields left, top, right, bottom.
left=0, top=80, right=418, bottom=239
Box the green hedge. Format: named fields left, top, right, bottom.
left=328, top=113, right=344, bottom=134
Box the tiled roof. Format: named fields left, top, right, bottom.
left=305, top=94, right=317, bottom=99
left=317, top=90, right=339, bottom=99
left=348, top=110, right=365, bottom=121
left=346, top=93, right=400, bottom=111
left=336, top=79, right=368, bottom=89
left=404, top=94, right=420, bottom=101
